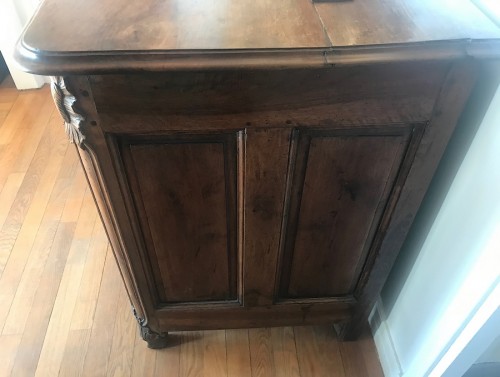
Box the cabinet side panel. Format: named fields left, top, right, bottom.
left=121, top=136, right=238, bottom=304
left=281, top=131, right=409, bottom=298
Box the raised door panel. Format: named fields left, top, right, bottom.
left=118, top=133, right=239, bottom=306
left=279, top=127, right=415, bottom=299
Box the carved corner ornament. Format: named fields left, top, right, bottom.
left=50, top=76, right=86, bottom=146
left=132, top=307, right=169, bottom=349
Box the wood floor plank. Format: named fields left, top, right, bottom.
left=0, top=132, right=50, bottom=275
left=0, top=129, right=30, bottom=197
left=0, top=103, right=61, bottom=275
left=34, top=188, right=97, bottom=376
left=9, top=153, right=83, bottom=375
left=0, top=128, right=29, bottom=193
left=11, top=106, right=60, bottom=174
left=180, top=331, right=204, bottom=377
left=249, top=328, right=275, bottom=377
left=106, top=286, right=137, bottom=377
left=0, top=88, right=54, bottom=192
left=339, top=340, right=370, bottom=377
left=0, top=77, right=18, bottom=127
left=60, top=158, right=88, bottom=223
left=131, top=330, right=157, bottom=377
left=0, top=89, right=43, bottom=145
left=10, top=221, right=77, bottom=377
left=58, top=328, right=92, bottom=377
left=0, top=113, right=67, bottom=284
left=0, top=172, right=25, bottom=230
left=0, top=142, right=68, bottom=298
left=226, top=329, right=252, bottom=377
left=203, top=330, right=228, bottom=377
left=271, top=327, right=300, bottom=377
left=294, top=326, right=345, bottom=377
left=69, top=215, right=108, bottom=331
left=1, top=148, right=78, bottom=335
left=154, top=333, right=181, bottom=377
left=0, top=334, right=22, bottom=377
left=0, top=91, right=17, bottom=120
left=80, top=247, right=122, bottom=377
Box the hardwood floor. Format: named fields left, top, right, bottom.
left=0, top=76, right=384, bottom=377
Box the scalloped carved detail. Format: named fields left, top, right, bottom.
left=50, top=76, right=86, bottom=146
left=132, top=306, right=169, bottom=349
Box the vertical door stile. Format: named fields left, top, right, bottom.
left=243, top=128, right=292, bottom=307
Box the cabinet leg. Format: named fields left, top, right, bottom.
left=138, top=325, right=169, bottom=349
left=334, top=322, right=348, bottom=341
left=132, top=307, right=169, bottom=349
left=334, top=321, right=359, bottom=342
left=334, top=318, right=370, bottom=342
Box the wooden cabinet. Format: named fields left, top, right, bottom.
left=46, top=63, right=468, bottom=348
left=15, top=0, right=500, bottom=349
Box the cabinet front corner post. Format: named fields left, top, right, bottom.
left=132, top=306, right=169, bottom=349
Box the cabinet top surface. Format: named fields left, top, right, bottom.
left=17, top=0, right=500, bottom=74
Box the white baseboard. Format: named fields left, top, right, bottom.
left=369, top=298, right=404, bottom=377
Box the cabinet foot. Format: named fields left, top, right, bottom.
left=334, top=321, right=357, bottom=342
left=139, top=325, right=169, bottom=349
left=334, top=319, right=370, bottom=342
left=132, top=307, right=169, bottom=349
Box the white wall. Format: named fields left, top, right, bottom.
left=0, top=0, right=46, bottom=89
left=476, top=336, right=500, bottom=363
left=373, top=68, right=500, bottom=377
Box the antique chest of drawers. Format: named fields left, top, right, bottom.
left=16, top=0, right=500, bottom=348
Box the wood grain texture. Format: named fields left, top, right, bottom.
left=14, top=0, right=500, bottom=73
left=0, top=334, right=21, bottom=376
left=11, top=222, right=77, bottom=377
left=106, top=286, right=136, bottom=377
left=80, top=249, right=122, bottom=377
left=0, top=82, right=384, bottom=376
left=203, top=330, right=228, bottom=377
left=249, top=328, right=275, bottom=377
left=34, top=188, right=97, bottom=377
left=0, top=89, right=55, bottom=275
left=154, top=334, right=180, bottom=377
left=58, top=329, right=91, bottom=377
left=90, top=65, right=447, bottom=121
left=281, top=130, right=409, bottom=298
left=226, top=329, right=252, bottom=377
left=22, top=0, right=329, bottom=53
left=1, top=149, right=78, bottom=336
left=130, top=330, right=157, bottom=377
left=339, top=339, right=372, bottom=377
left=315, top=0, right=500, bottom=46
left=243, top=128, right=291, bottom=306
left=120, top=134, right=238, bottom=304
left=271, top=327, right=301, bottom=377
left=340, top=60, right=481, bottom=340
left=0, top=109, right=68, bottom=337
left=294, top=326, right=345, bottom=377
left=179, top=331, right=204, bottom=377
